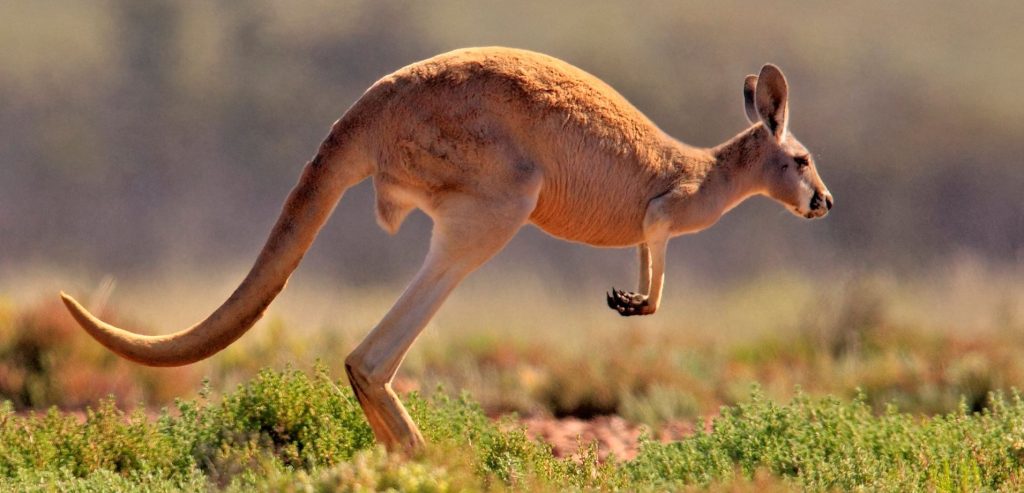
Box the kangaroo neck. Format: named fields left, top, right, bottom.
left=707, top=124, right=768, bottom=207
left=663, top=126, right=765, bottom=234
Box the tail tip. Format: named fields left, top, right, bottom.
left=59, top=291, right=81, bottom=311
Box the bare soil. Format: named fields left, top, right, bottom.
left=521, top=416, right=708, bottom=461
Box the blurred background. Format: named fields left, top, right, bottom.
left=0, top=1, right=1021, bottom=422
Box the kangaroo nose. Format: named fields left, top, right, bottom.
left=825, top=194, right=833, bottom=210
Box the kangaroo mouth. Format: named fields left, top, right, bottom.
left=790, top=205, right=827, bottom=219
left=801, top=208, right=828, bottom=219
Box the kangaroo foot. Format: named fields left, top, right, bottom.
left=606, top=288, right=651, bottom=316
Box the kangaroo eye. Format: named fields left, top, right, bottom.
left=793, top=155, right=810, bottom=168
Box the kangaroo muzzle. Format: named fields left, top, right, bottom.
left=807, top=189, right=833, bottom=218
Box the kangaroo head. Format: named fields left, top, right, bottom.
left=743, top=64, right=832, bottom=219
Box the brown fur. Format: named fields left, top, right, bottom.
left=61, top=47, right=832, bottom=450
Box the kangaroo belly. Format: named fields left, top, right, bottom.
left=528, top=181, right=648, bottom=247
left=530, top=214, right=644, bottom=247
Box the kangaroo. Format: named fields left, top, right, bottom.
left=61, top=47, right=832, bottom=451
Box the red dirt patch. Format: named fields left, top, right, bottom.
left=521, top=415, right=709, bottom=461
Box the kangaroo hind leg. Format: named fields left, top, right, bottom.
left=345, top=184, right=540, bottom=451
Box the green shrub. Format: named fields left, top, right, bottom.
left=0, top=365, right=601, bottom=491
left=5, top=367, right=1024, bottom=491
left=623, top=388, right=1024, bottom=491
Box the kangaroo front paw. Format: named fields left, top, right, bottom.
left=606, top=288, right=651, bottom=316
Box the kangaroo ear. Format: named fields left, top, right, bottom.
left=754, top=64, right=789, bottom=141
left=743, top=75, right=759, bottom=124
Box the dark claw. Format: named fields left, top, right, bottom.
left=605, top=286, right=650, bottom=316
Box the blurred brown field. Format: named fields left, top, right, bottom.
left=0, top=1, right=1022, bottom=430
left=2, top=260, right=1021, bottom=432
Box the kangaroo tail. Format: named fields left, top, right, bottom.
left=60, top=122, right=372, bottom=367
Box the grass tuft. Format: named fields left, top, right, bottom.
left=3, top=368, right=1024, bottom=490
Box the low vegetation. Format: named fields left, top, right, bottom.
left=4, top=366, right=1024, bottom=491
left=0, top=267, right=1020, bottom=490
left=5, top=267, right=1021, bottom=422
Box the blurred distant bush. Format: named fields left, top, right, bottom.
left=0, top=1, right=1020, bottom=282
left=0, top=298, right=195, bottom=409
